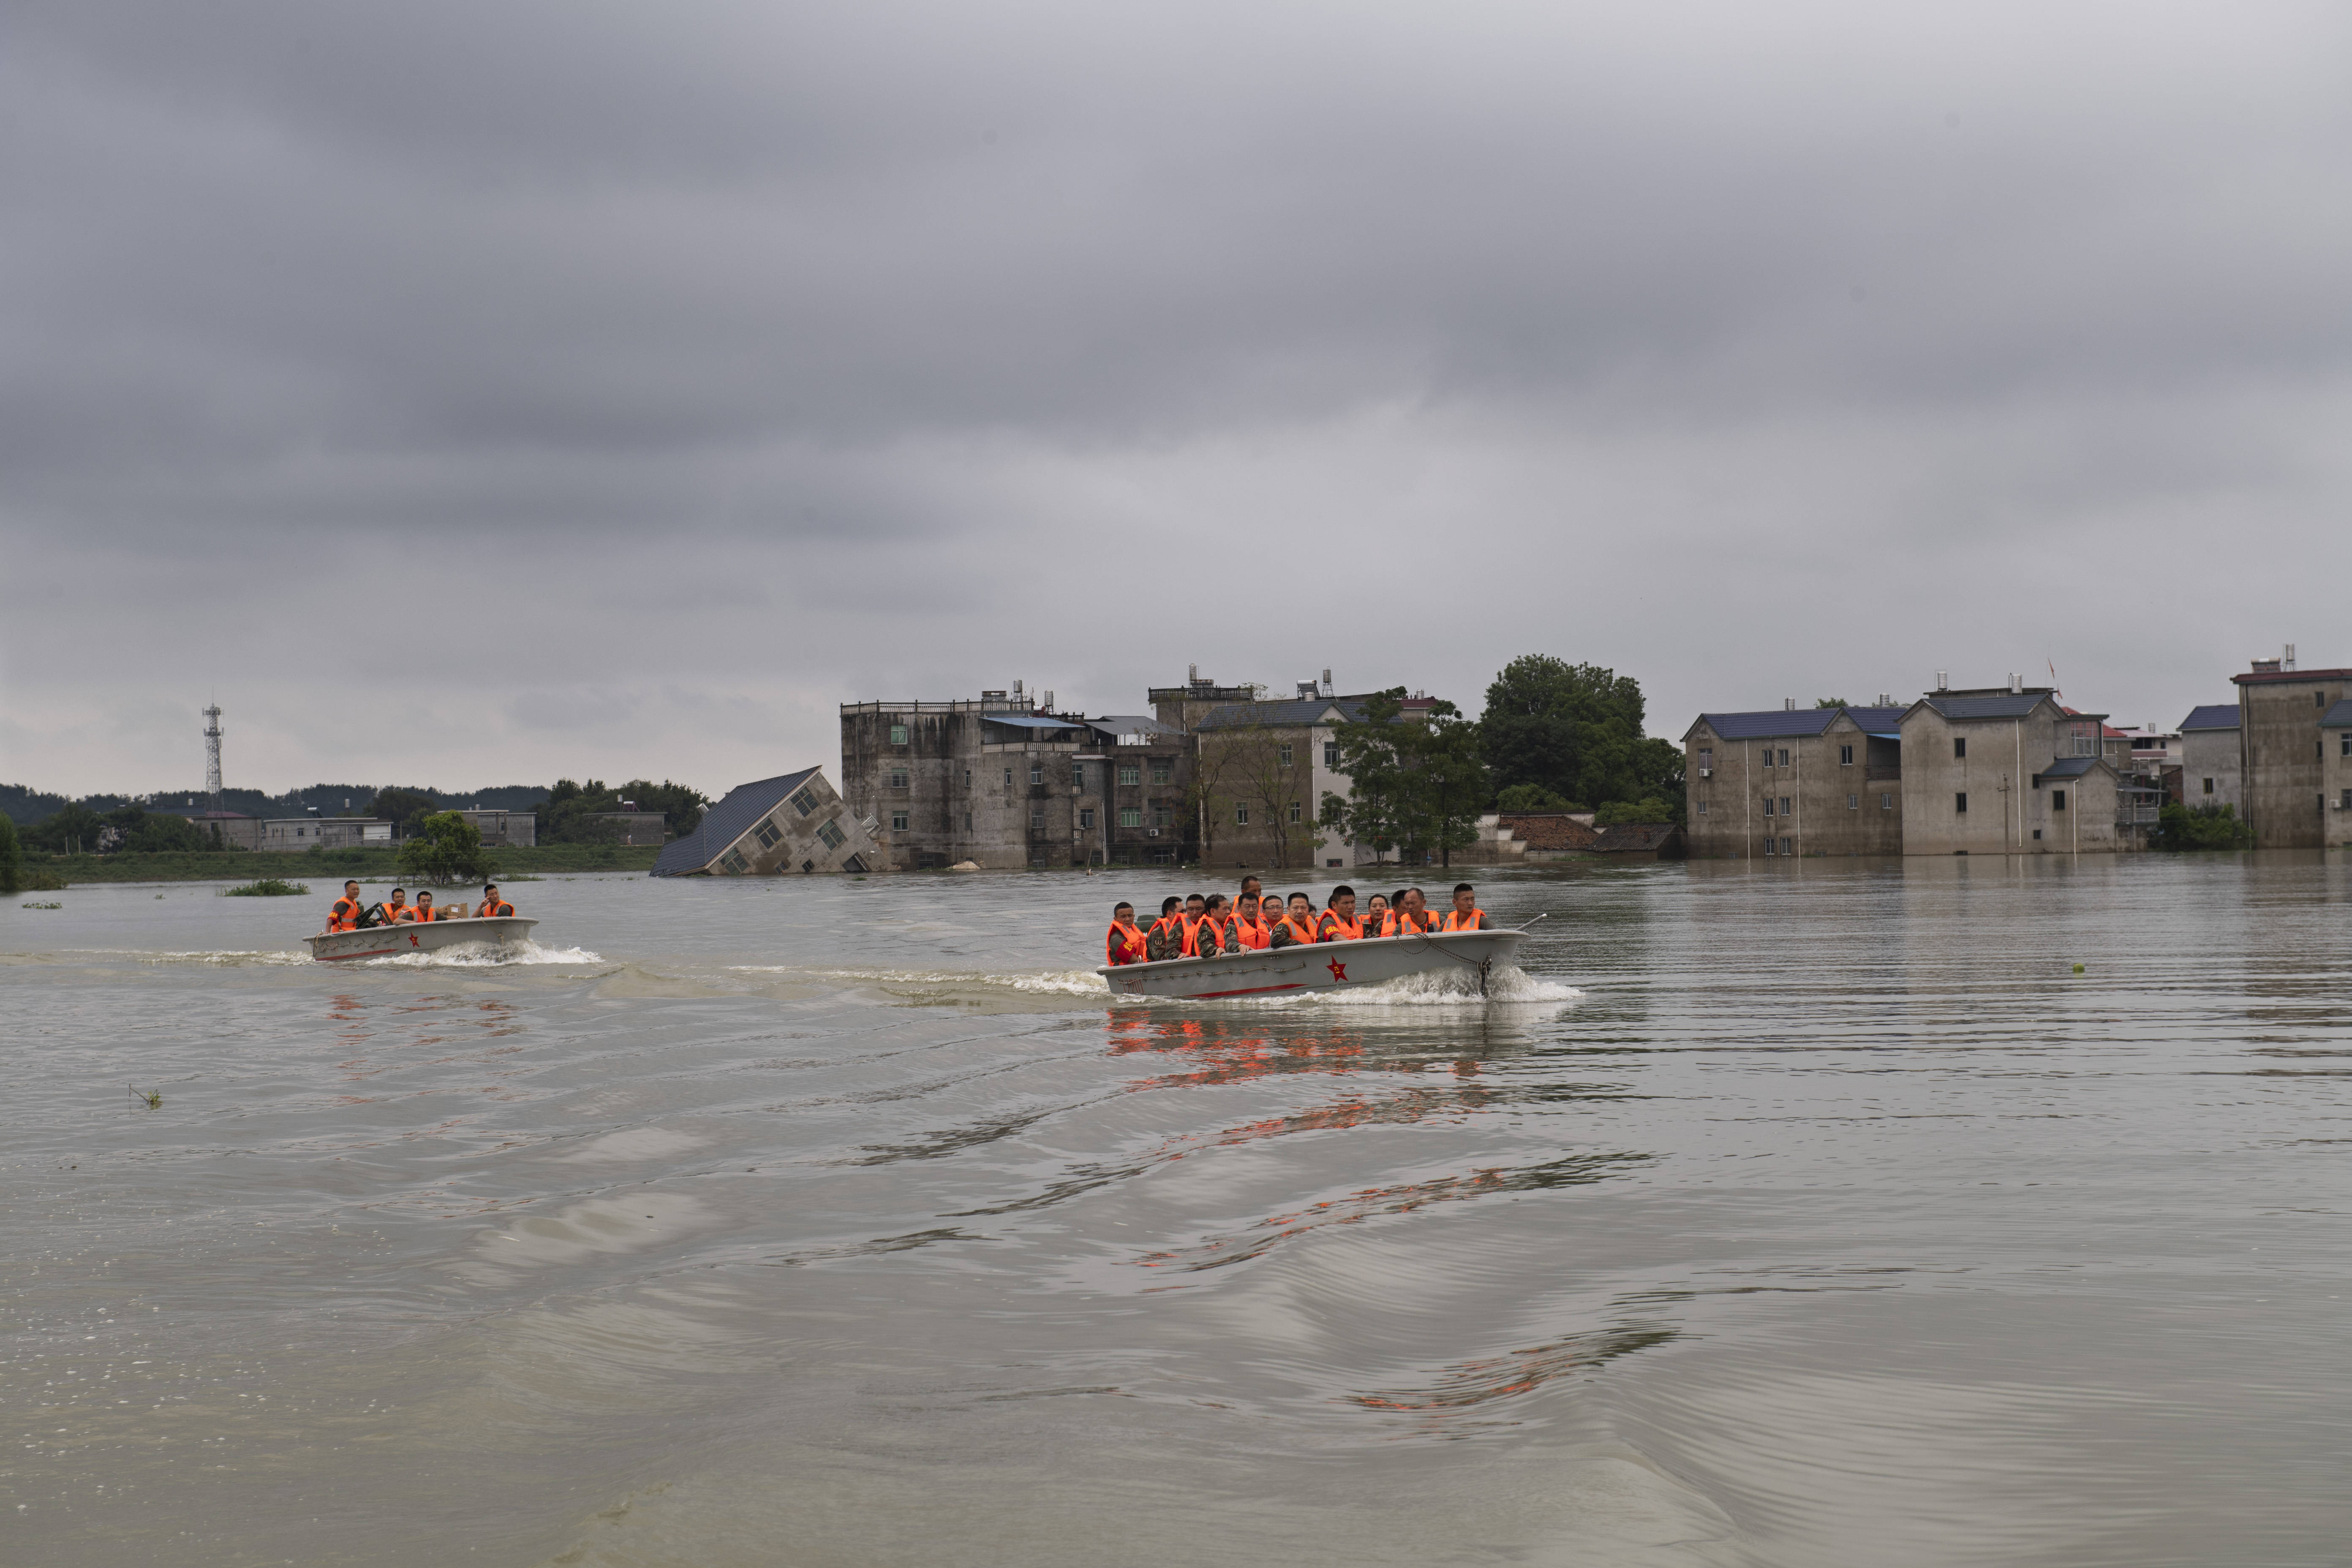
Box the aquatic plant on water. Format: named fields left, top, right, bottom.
left=225, top=878, right=310, bottom=897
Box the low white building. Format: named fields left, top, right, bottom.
left=262, top=817, right=392, bottom=851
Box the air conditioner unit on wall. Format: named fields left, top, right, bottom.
left=1698, top=768, right=1711, bottom=778
left=1147, top=828, right=1160, bottom=836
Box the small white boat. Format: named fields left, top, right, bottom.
left=1097, top=928, right=1528, bottom=1001
left=303, top=916, right=539, bottom=963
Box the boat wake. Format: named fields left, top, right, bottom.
left=359, top=939, right=606, bottom=968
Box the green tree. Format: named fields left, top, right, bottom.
left=1319, top=689, right=1490, bottom=866
left=1813, top=697, right=1851, bottom=708
left=0, top=814, right=19, bottom=895
left=1478, top=656, right=1665, bottom=810
left=1495, top=783, right=1582, bottom=812
left=101, top=808, right=208, bottom=854
left=398, top=811, right=500, bottom=885
left=367, top=787, right=440, bottom=836
left=23, top=801, right=108, bottom=854
left=2153, top=802, right=2254, bottom=850
left=1593, top=798, right=1678, bottom=826
left=616, top=779, right=707, bottom=841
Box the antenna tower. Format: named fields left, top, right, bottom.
left=203, top=704, right=224, bottom=808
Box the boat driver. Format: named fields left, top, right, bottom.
left=326, top=880, right=366, bottom=933
left=1105, top=902, right=1149, bottom=966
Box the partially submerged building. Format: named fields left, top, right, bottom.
left=1682, top=702, right=1907, bottom=859
left=2178, top=705, right=2243, bottom=815
left=649, top=768, right=877, bottom=876
left=2233, top=651, right=2352, bottom=848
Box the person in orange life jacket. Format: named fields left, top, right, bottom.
left=411, top=890, right=443, bottom=922
left=1236, top=874, right=1263, bottom=914
left=1365, top=893, right=1391, bottom=936
left=1175, top=893, right=1211, bottom=957
left=1315, top=885, right=1366, bottom=943
left=1195, top=895, right=1240, bottom=958
left=476, top=883, right=514, bottom=919
left=1391, top=887, right=1439, bottom=935
left=326, top=880, right=366, bottom=932
left=1233, top=892, right=1271, bottom=951
left=1270, top=893, right=1319, bottom=949
left=1105, top=902, right=1149, bottom=966
left=380, top=887, right=412, bottom=923
left=1443, top=882, right=1489, bottom=931
left=1145, top=896, right=1186, bottom=963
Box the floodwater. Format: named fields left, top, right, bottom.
left=5, top=857, right=2351, bottom=1567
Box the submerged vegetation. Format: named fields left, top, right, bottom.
left=224, top=878, right=309, bottom=897
left=2153, top=802, right=2255, bottom=851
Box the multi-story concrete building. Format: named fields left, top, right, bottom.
left=261, top=816, right=392, bottom=851
left=841, top=694, right=1197, bottom=869
left=1191, top=695, right=1377, bottom=869
left=1682, top=704, right=1907, bottom=859
left=650, top=768, right=878, bottom=876
left=2234, top=653, right=2352, bottom=847
left=1897, top=685, right=2123, bottom=855
left=2178, top=705, right=2243, bottom=814
left=454, top=808, right=536, bottom=847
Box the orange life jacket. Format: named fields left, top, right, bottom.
left=1443, top=908, right=1487, bottom=931
left=1372, top=909, right=1394, bottom=936
left=1106, top=920, right=1148, bottom=966
left=383, top=900, right=410, bottom=923
left=329, top=895, right=362, bottom=932
left=1199, top=915, right=1234, bottom=956
left=1278, top=915, right=1318, bottom=946
left=1392, top=908, right=1437, bottom=935
left=1317, top=911, right=1364, bottom=942
left=1179, top=913, right=1206, bottom=957
left=412, top=904, right=438, bottom=923
left=478, top=900, right=513, bottom=918
left=1235, top=914, right=1271, bottom=951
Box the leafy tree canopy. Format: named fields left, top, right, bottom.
left=1495, top=783, right=1583, bottom=813
left=1594, top=798, right=1678, bottom=826
left=0, top=814, right=19, bottom=895
left=366, top=788, right=440, bottom=835
left=2153, top=802, right=2254, bottom=851
left=1479, top=656, right=1682, bottom=814
left=398, top=811, right=500, bottom=885
left=1813, top=697, right=1851, bottom=708
left=1319, top=689, right=1489, bottom=866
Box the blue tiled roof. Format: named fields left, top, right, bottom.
left=2322, top=701, right=2352, bottom=730
left=1690, top=705, right=1911, bottom=741
left=651, top=768, right=820, bottom=876
left=2180, top=704, right=2241, bottom=732
left=1196, top=700, right=1367, bottom=730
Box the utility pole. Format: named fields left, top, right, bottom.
left=203, top=704, right=224, bottom=811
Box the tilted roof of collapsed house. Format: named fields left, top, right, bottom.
left=2179, top=704, right=2241, bottom=732
left=1685, top=705, right=1909, bottom=741
left=2320, top=700, right=2352, bottom=730
left=1195, top=700, right=1371, bottom=731
left=1592, top=822, right=1683, bottom=853
left=652, top=768, right=821, bottom=877
left=1497, top=814, right=1600, bottom=851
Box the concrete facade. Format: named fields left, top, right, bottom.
left=841, top=700, right=1198, bottom=869
left=1897, top=689, right=2122, bottom=855
left=2178, top=705, right=2243, bottom=816
left=454, top=808, right=536, bottom=847
left=261, top=817, right=392, bottom=851
left=651, top=768, right=879, bottom=876
left=2234, top=665, right=2352, bottom=848
left=1192, top=697, right=1377, bottom=870
left=1682, top=706, right=1907, bottom=859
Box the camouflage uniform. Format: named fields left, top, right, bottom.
left=1196, top=916, right=1239, bottom=958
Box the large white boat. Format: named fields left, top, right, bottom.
left=1097, top=928, right=1528, bottom=1001
left=303, top=916, right=539, bottom=963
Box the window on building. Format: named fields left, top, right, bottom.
left=720, top=848, right=749, bottom=874
left=1781, top=837, right=1792, bottom=855
left=964, top=813, right=973, bottom=830
left=1119, top=808, right=1143, bottom=828
left=1697, top=800, right=1708, bottom=815
left=2321, top=691, right=2331, bottom=708
left=1763, top=838, right=1775, bottom=855
left=1154, top=808, right=1172, bottom=828
left=2320, top=740, right=2327, bottom=762
left=1954, top=737, right=1967, bottom=760
left=753, top=817, right=783, bottom=849
left=1839, top=744, right=1854, bottom=765
left=1003, top=769, right=1013, bottom=787
left=888, top=769, right=909, bottom=789
left=1324, top=742, right=1339, bottom=768
left=1955, top=792, right=1968, bottom=813
left=2053, top=790, right=2067, bottom=811
left=889, top=724, right=908, bottom=746
left=2342, top=737, right=2352, bottom=757
left=1847, top=794, right=1858, bottom=809
left=1119, top=763, right=1141, bottom=786
left=2033, top=828, right=2042, bottom=840
left=1079, top=808, right=1095, bottom=829
left=1289, top=802, right=1302, bottom=823
left=1778, top=749, right=1790, bottom=767
left=1279, top=743, right=1294, bottom=766
left=816, top=819, right=846, bottom=850
left=1151, top=760, right=1173, bottom=785
left=1763, top=798, right=1775, bottom=817
left=1071, top=764, right=1086, bottom=792
left=1235, top=805, right=1250, bottom=825
left=1881, top=793, right=1893, bottom=809
left=2203, top=777, right=2215, bottom=795
left=1780, top=798, right=1791, bottom=815
left=1029, top=808, right=1045, bottom=830
left=790, top=787, right=819, bottom=817
left=890, top=811, right=909, bottom=831
left=1029, top=764, right=1043, bottom=785
left=1698, top=747, right=1713, bottom=771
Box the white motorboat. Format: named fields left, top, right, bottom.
left=1097, top=928, right=1529, bottom=1001
left=303, top=916, right=539, bottom=963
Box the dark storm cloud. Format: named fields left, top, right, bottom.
left=6, top=1, right=2352, bottom=790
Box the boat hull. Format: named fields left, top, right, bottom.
left=1097, top=929, right=1527, bottom=1000
left=302, top=917, right=539, bottom=963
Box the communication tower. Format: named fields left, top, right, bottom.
left=203, top=704, right=224, bottom=809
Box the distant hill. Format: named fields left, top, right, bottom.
left=0, top=781, right=554, bottom=825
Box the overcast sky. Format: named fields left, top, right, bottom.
left=6, top=1, right=2349, bottom=797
